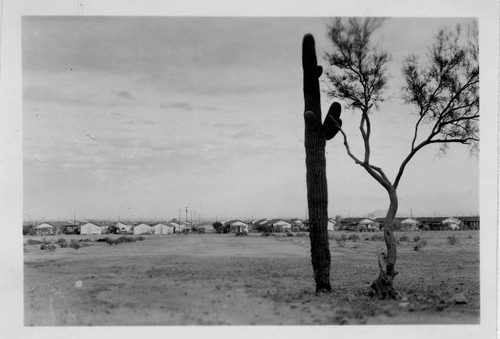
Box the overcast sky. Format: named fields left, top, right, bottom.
left=22, top=17, right=479, bottom=221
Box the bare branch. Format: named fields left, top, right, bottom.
left=337, top=127, right=363, bottom=166
left=337, top=123, right=390, bottom=189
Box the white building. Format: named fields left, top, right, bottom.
left=133, top=223, right=153, bottom=235
left=400, top=218, right=421, bottom=231
left=359, top=218, right=379, bottom=231
left=116, top=222, right=133, bottom=233
left=327, top=219, right=337, bottom=231
left=442, top=217, right=462, bottom=230
left=270, top=219, right=292, bottom=232
left=152, top=223, right=174, bottom=235
left=229, top=220, right=249, bottom=233
left=80, top=222, right=102, bottom=235
left=34, top=223, right=55, bottom=236
left=168, top=222, right=186, bottom=233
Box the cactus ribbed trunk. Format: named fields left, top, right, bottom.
left=305, top=129, right=331, bottom=292
left=303, top=34, right=332, bottom=293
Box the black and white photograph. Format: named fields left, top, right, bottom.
left=0, top=0, right=498, bottom=338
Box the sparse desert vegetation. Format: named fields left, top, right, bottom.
left=24, top=230, right=479, bottom=325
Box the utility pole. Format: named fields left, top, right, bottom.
left=185, top=207, right=188, bottom=224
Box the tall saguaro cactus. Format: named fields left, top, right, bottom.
left=303, top=34, right=342, bottom=293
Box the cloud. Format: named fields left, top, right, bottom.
left=159, top=102, right=193, bottom=111
left=230, top=130, right=276, bottom=140
left=213, top=122, right=248, bottom=129
left=114, top=90, right=135, bottom=100
left=23, top=86, right=138, bottom=107
left=202, top=106, right=222, bottom=112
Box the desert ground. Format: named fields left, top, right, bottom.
left=23, top=230, right=479, bottom=325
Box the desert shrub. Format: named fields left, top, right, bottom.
left=413, top=236, right=421, bottom=242
left=286, top=231, right=294, bottom=237
left=107, top=238, right=118, bottom=245
left=340, top=234, right=348, bottom=241
left=183, top=229, right=189, bottom=235
left=40, top=243, right=57, bottom=251
left=261, top=232, right=271, bottom=237
left=79, top=240, right=92, bottom=247
left=117, top=236, right=136, bottom=244
left=198, top=227, right=206, bottom=234
left=96, top=237, right=109, bottom=242
left=295, top=232, right=308, bottom=237
left=79, top=238, right=92, bottom=243
left=413, top=237, right=428, bottom=251
left=348, top=234, right=360, bottom=242
left=27, top=239, right=44, bottom=245
left=335, top=236, right=346, bottom=247
left=107, top=236, right=139, bottom=245
left=399, top=235, right=410, bottom=242
left=56, top=238, right=68, bottom=248
left=447, top=235, right=459, bottom=245
left=370, top=234, right=384, bottom=241
left=69, top=240, right=81, bottom=250
left=212, top=222, right=223, bottom=233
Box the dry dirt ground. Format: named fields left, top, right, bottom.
left=24, top=230, right=479, bottom=325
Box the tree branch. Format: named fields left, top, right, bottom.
left=394, top=140, right=429, bottom=189
left=337, top=124, right=390, bottom=190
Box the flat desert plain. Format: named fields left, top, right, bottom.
left=24, top=231, right=479, bottom=325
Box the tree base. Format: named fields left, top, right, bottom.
left=315, top=282, right=333, bottom=295
left=370, top=274, right=397, bottom=299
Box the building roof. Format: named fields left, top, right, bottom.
left=135, top=223, right=152, bottom=228
left=35, top=223, right=55, bottom=229
left=81, top=222, right=100, bottom=227
left=230, top=220, right=248, bottom=227
left=441, top=217, right=462, bottom=224
left=455, top=216, right=480, bottom=222
left=49, top=221, right=77, bottom=228
left=340, top=218, right=364, bottom=224
left=267, top=219, right=290, bottom=225
left=359, top=218, right=377, bottom=225
left=401, top=218, right=421, bottom=224
left=153, top=223, right=172, bottom=227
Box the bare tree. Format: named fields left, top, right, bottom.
left=302, top=34, right=342, bottom=293
left=324, top=18, right=479, bottom=298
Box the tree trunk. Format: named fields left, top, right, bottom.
left=371, top=187, right=398, bottom=299
left=302, top=34, right=332, bottom=293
